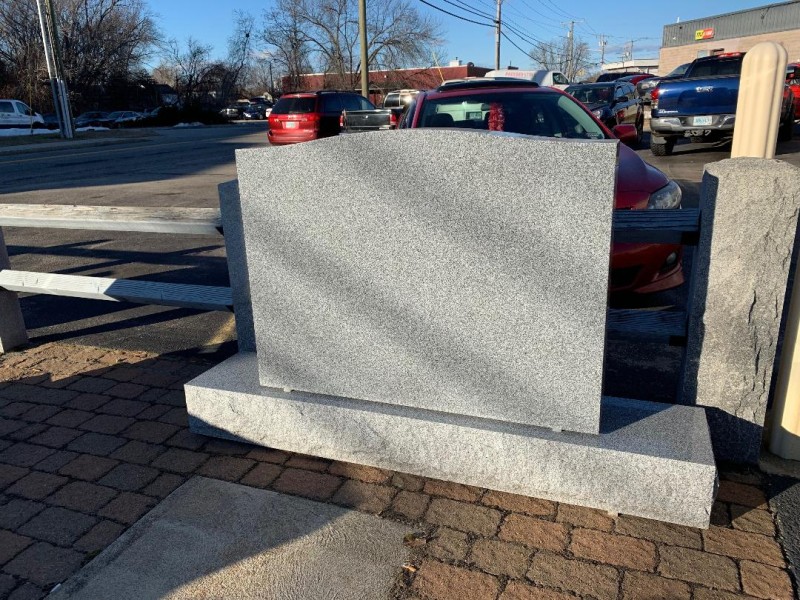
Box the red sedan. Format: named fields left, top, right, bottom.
left=399, top=79, right=684, bottom=294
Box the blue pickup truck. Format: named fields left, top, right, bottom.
left=649, top=53, right=796, bottom=156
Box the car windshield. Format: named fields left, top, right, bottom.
left=689, top=58, right=743, bottom=78
left=668, top=63, right=690, bottom=77
left=272, top=97, right=316, bottom=114
left=565, top=85, right=614, bottom=104
left=107, top=112, right=124, bottom=119
left=417, top=91, right=606, bottom=140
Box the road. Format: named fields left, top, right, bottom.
left=1, top=122, right=270, bottom=359
left=2, top=121, right=800, bottom=401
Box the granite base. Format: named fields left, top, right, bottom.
left=185, top=353, right=717, bottom=528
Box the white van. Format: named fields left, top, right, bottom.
left=0, top=99, right=45, bottom=128
left=484, top=69, right=571, bottom=90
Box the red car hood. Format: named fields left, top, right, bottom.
left=614, top=143, right=670, bottom=209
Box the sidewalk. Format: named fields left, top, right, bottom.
left=0, top=341, right=797, bottom=600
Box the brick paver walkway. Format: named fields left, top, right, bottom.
left=0, top=342, right=797, bottom=600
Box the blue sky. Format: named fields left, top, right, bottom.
left=145, top=0, right=774, bottom=71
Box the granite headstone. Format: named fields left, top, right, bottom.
left=235, top=130, right=618, bottom=434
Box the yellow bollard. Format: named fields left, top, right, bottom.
left=731, top=41, right=788, bottom=159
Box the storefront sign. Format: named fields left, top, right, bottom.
left=695, top=28, right=715, bottom=40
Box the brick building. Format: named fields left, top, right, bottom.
left=282, top=61, right=491, bottom=104
left=659, top=1, right=800, bottom=74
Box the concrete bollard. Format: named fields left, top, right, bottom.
left=771, top=267, right=800, bottom=460
left=731, top=41, right=788, bottom=159
left=0, top=227, right=28, bottom=353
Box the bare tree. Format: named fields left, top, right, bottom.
left=161, top=37, right=213, bottom=107
left=261, top=0, right=442, bottom=90
left=219, top=11, right=256, bottom=102
left=0, top=0, right=159, bottom=109
left=529, top=37, right=592, bottom=82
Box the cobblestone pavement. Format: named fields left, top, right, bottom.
left=0, top=342, right=797, bottom=600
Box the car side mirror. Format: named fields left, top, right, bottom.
left=612, top=124, right=637, bottom=145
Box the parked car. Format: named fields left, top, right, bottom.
left=595, top=71, right=648, bottom=83
left=382, top=89, right=421, bottom=109
left=242, top=104, right=268, bottom=120
left=268, top=91, right=375, bottom=145
left=74, top=111, right=109, bottom=128
left=220, top=105, right=244, bottom=119
left=41, top=113, right=60, bottom=130
left=110, top=111, right=144, bottom=127
left=788, top=63, right=800, bottom=121
left=650, top=52, right=795, bottom=156
left=340, top=104, right=404, bottom=132
left=618, top=73, right=655, bottom=87
left=0, top=99, right=44, bottom=128
left=399, top=78, right=684, bottom=294
left=637, top=63, right=690, bottom=104
left=565, top=81, right=643, bottom=142
left=484, top=69, right=571, bottom=89
left=91, top=111, right=142, bottom=128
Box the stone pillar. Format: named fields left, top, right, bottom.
left=681, top=158, right=800, bottom=463
left=219, top=181, right=256, bottom=353
left=0, top=227, right=28, bottom=353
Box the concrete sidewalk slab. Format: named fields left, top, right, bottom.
left=49, top=476, right=410, bottom=600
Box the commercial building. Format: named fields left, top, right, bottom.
left=659, top=1, right=800, bottom=74
left=282, top=60, right=491, bottom=104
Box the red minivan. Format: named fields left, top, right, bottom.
left=268, top=91, right=375, bottom=145
left=788, top=63, right=800, bottom=121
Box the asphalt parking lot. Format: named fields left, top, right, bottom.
left=2, top=120, right=800, bottom=403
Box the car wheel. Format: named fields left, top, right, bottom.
left=650, top=136, right=675, bottom=156
left=778, top=111, right=794, bottom=142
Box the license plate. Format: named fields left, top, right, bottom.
left=285, top=121, right=298, bottom=129
left=693, top=116, right=713, bottom=126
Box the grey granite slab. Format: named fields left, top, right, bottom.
left=49, top=477, right=410, bottom=599
left=219, top=181, right=255, bottom=352
left=185, top=353, right=717, bottom=528
left=681, top=158, right=800, bottom=463
left=235, top=130, right=618, bottom=434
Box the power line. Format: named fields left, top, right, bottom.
left=439, top=0, right=495, bottom=20
left=500, top=30, right=530, bottom=56
left=503, top=3, right=566, bottom=34
left=537, top=0, right=578, bottom=20
left=515, top=0, right=564, bottom=24
left=417, top=0, right=494, bottom=27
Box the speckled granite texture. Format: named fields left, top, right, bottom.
left=219, top=180, right=255, bottom=352
left=682, top=158, right=800, bottom=463
left=185, top=352, right=717, bottom=527
left=235, top=130, right=618, bottom=434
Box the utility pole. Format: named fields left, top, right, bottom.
left=359, top=0, right=369, bottom=99
left=565, top=21, right=575, bottom=81
left=35, top=0, right=74, bottom=139
left=494, top=0, right=502, bottom=70
left=598, top=34, right=607, bottom=69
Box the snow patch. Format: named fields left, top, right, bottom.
left=173, top=122, right=205, bottom=128
left=0, top=128, right=55, bottom=137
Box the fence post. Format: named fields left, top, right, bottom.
left=680, top=159, right=800, bottom=463
left=0, top=227, right=28, bottom=353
